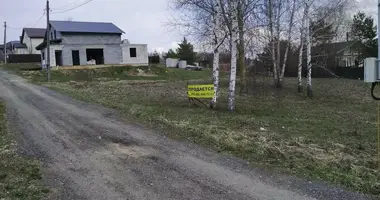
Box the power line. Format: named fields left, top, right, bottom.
left=5, top=11, right=45, bottom=30
left=6, top=26, right=22, bottom=30
left=51, top=1, right=79, bottom=10
left=51, top=0, right=94, bottom=14
left=31, top=12, right=45, bottom=28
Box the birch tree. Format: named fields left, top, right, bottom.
left=220, top=0, right=239, bottom=111
left=210, top=1, right=224, bottom=108
left=297, top=2, right=307, bottom=92
left=280, top=0, right=298, bottom=84
left=263, top=0, right=300, bottom=88
left=303, top=0, right=351, bottom=97
left=170, top=0, right=228, bottom=108
left=305, top=2, right=312, bottom=97
left=297, top=35, right=305, bottom=92
left=236, top=0, right=259, bottom=93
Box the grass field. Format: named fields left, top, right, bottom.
left=1, top=64, right=218, bottom=82
left=0, top=101, right=48, bottom=200
left=2, top=64, right=379, bottom=196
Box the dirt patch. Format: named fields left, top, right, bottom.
left=109, top=143, right=155, bottom=158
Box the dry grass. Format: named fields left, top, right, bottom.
left=2, top=64, right=379, bottom=195
left=0, top=101, right=48, bottom=199
left=42, top=76, right=380, bottom=195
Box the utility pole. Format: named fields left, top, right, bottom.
left=46, top=0, right=51, bottom=82
left=378, top=0, right=380, bottom=169
left=378, top=0, right=380, bottom=64
left=3, top=22, right=6, bottom=64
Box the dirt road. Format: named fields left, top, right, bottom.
left=0, top=70, right=370, bottom=200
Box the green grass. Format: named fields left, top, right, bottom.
left=2, top=64, right=379, bottom=196
left=0, top=101, right=48, bottom=199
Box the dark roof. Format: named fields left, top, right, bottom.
left=13, top=42, right=27, bottom=48
left=7, top=41, right=18, bottom=49
left=0, top=41, right=26, bottom=49
left=24, top=28, right=46, bottom=38
left=21, top=28, right=46, bottom=43
left=50, top=21, right=125, bottom=34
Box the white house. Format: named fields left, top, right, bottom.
left=20, top=28, right=45, bottom=54
left=36, top=20, right=125, bottom=67
left=121, top=43, right=148, bottom=66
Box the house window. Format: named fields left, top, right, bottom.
left=54, top=30, right=57, bottom=39
left=50, top=32, right=53, bottom=40
left=130, top=48, right=137, bottom=57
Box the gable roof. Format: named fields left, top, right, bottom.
left=50, top=21, right=125, bottom=34
left=24, top=28, right=46, bottom=38
left=0, top=41, right=27, bottom=49
left=13, top=42, right=27, bottom=48
left=21, top=28, right=46, bottom=43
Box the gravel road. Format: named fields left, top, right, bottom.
left=0, top=70, right=372, bottom=200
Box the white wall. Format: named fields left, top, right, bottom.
left=14, top=48, right=28, bottom=54
left=23, top=33, right=43, bottom=54
left=30, top=38, right=43, bottom=54
left=121, top=44, right=148, bottom=65
left=41, top=45, right=63, bottom=67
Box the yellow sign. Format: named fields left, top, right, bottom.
left=187, top=84, right=214, bottom=98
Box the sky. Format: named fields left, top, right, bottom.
left=0, top=0, right=378, bottom=53
left=0, top=0, right=184, bottom=53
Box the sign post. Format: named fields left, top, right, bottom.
left=187, top=82, right=214, bottom=107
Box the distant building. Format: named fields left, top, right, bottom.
left=36, top=20, right=148, bottom=67
left=20, top=28, right=46, bottom=54
left=312, top=41, right=360, bottom=68
left=0, top=41, right=28, bottom=61
left=36, top=20, right=126, bottom=67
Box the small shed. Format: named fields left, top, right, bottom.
left=166, top=58, right=179, bottom=68
left=178, top=60, right=187, bottom=68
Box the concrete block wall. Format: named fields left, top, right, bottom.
left=41, top=45, right=63, bottom=67
left=41, top=33, right=123, bottom=66
left=121, top=44, right=149, bottom=65
left=60, top=44, right=122, bottom=66
left=104, top=45, right=123, bottom=65
left=61, top=34, right=121, bottom=45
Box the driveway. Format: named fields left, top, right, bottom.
left=0, top=70, right=371, bottom=200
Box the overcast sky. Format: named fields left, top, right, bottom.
left=0, top=0, right=378, bottom=53
left=0, top=0, right=185, bottom=53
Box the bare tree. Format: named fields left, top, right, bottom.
left=237, top=0, right=247, bottom=93
left=170, top=0, right=232, bottom=108
left=280, top=0, right=298, bottom=83
left=260, top=0, right=301, bottom=88
left=219, top=0, right=239, bottom=111
left=236, top=0, right=260, bottom=93
left=210, top=1, right=225, bottom=108
left=305, top=1, right=312, bottom=97
left=302, top=0, right=352, bottom=97
left=297, top=1, right=307, bottom=92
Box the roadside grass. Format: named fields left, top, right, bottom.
left=0, top=101, right=48, bottom=200
left=2, top=64, right=379, bottom=196
left=1, top=63, right=218, bottom=82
